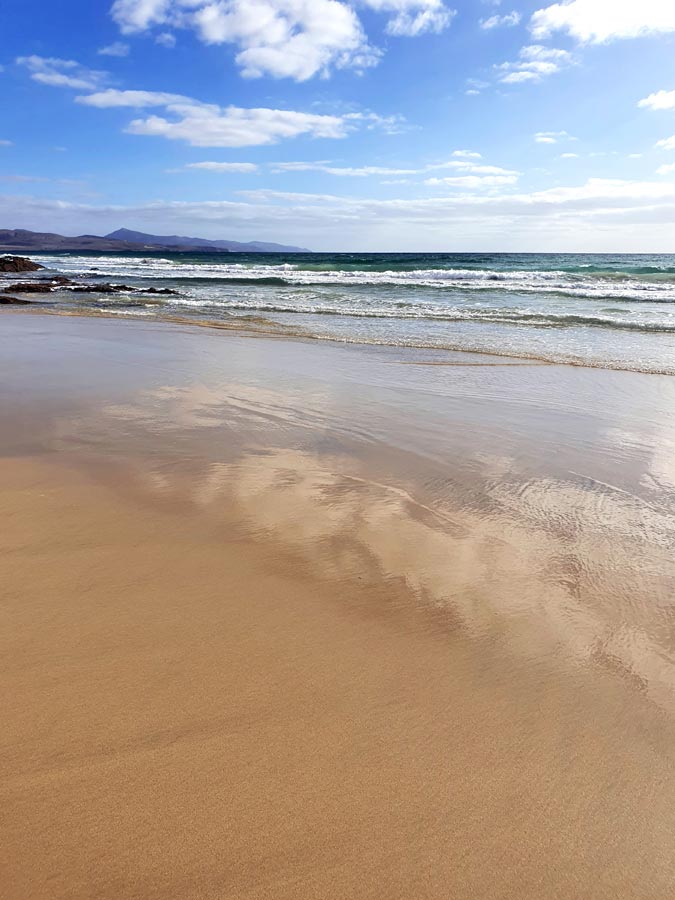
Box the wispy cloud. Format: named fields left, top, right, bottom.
left=496, top=44, right=572, bottom=84
left=480, top=11, right=521, bottom=30
left=98, top=41, right=130, bottom=57
left=16, top=55, right=108, bottom=90
left=185, top=161, right=259, bottom=173
left=535, top=130, right=576, bottom=144
left=155, top=32, right=176, bottom=47
left=6, top=177, right=675, bottom=250
left=270, top=162, right=419, bottom=177
left=267, top=156, right=510, bottom=181
left=76, top=88, right=402, bottom=148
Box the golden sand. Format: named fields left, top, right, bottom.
left=2, top=312, right=675, bottom=899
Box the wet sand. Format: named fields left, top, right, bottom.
left=2, top=311, right=675, bottom=899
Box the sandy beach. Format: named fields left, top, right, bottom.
left=2, top=310, right=675, bottom=899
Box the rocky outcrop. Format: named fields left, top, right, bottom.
left=0, top=295, right=34, bottom=304
left=4, top=278, right=179, bottom=296
left=4, top=281, right=56, bottom=293
left=66, top=283, right=179, bottom=295
left=0, top=255, right=44, bottom=273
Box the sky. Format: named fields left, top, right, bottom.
left=2, top=0, right=675, bottom=251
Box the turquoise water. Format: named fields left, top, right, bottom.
left=15, top=251, right=675, bottom=373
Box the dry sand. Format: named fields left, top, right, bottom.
left=2, top=312, right=675, bottom=899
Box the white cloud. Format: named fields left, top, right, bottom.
left=98, top=41, right=131, bottom=56
left=531, top=0, right=675, bottom=43
left=110, top=0, right=171, bottom=31
left=656, top=136, right=675, bottom=151
left=0, top=139, right=13, bottom=146
left=480, top=11, right=521, bottom=29
left=271, top=162, right=419, bottom=176
left=497, top=43, right=571, bottom=83
left=77, top=88, right=191, bottom=107
left=452, top=149, right=482, bottom=159
left=364, top=0, right=456, bottom=36
left=425, top=174, right=519, bottom=188
left=429, top=161, right=518, bottom=174
left=76, top=88, right=395, bottom=147
left=656, top=163, right=675, bottom=175
left=156, top=31, right=177, bottom=46
left=639, top=90, right=675, bottom=111
left=110, top=0, right=454, bottom=80
left=7, top=177, right=675, bottom=250
left=535, top=130, right=575, bottom=144
left=127, top=107, right=351, bottom=147
left=560, top=152, right=579, bottom=158
left=16, top=55, right=108, bottom=90
left=269, top=157, right=511, bottom=179
left=185, top=161, right=259, bottom=172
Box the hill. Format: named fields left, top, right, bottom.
left=0, top=228, right=309, bottom=254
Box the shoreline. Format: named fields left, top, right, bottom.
left=3, top=304, right=674, bottom=376
left=2, top=312, right=675, bottom=898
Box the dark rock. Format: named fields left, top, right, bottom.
left=135, top=286, right=179, bottom=295
left=5, top=281, right=56, bottom=293
left=0, top=255, right=44, bottom=273
left=3, top=276, right=180, bottom=296
left=0, top=294, right=34, bottom=304
left=66, top=283, right=179, bottom=295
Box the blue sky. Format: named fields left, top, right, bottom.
left=2, top=0, right=675, bottom=250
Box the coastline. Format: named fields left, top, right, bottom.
left=4, top=303, right=675, bottom=375
left=2, top=312, right=675, bottom=899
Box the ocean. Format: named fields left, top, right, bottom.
left=15, top=250, right=675, bottom=374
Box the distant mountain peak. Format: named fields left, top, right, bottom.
left=104, top=228, right=309, bottom=253
left=0, top=227, right=310, bottom=254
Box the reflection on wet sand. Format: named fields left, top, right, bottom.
left=77, top=379, right=675, bottom=714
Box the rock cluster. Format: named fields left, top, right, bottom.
left=0, top=255, right=44, bottom=273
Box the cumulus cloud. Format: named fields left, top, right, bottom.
left=531, top=0, right=675, bottom=43
left=98, top=41, right=131, bottom=56
left=497, top=44, right=572, bottom=83
left=656, top=136, right=675, bottom=151
left=185, top=161, right=259, bottom=172
left=639, top=90, right=675, bottom=111
left=656, top=163, right=675, bottom=175
left=76, top=88, right=399, bottom=147
left=16, top=55, right=108, bottom=90
left=110, top=0, right=454, bottom=80
left=480, top=11, right=521, bottom=29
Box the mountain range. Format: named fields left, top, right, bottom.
left=0, top=228, right=309, bottom=253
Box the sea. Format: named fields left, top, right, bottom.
left=12, top=250, right=675, bottom=374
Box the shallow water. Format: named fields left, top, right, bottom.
left=9, top=249, right=675, bottom=373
